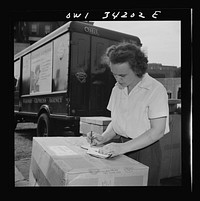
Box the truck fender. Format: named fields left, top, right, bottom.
left=37, top=104, right=51, bottom=119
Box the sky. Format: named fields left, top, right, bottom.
left=93, top=21, right=181, bottom=67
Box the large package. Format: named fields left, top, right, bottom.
left=29, top=136, right=149, bottom=186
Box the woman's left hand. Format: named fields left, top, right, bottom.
left=98, top=143, right=124, bottom=157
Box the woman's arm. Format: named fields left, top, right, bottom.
left=87, top=121, right=116, bottom=146
left=121, top=117, right=166, bottom=153
left=99, top=117, right=166, bottom=156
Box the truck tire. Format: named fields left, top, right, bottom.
left=37, top=113, right=53, bottom=137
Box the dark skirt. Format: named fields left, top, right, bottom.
left=120, top=136, right=162, bottom=186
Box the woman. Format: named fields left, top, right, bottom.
left=87, top=42, right=169, bottom=186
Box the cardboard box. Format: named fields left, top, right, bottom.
left=80, top=121, right=109, bottom=135
left=80, top=116, right=111, bottom=135
left=80, top=116, right=112, bottom=126
left=29, top=136, right=149, bottom=186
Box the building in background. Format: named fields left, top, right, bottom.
left=147, top=63, right=178, bottom=78
left=14, top=21, right=94, bottom=55
left=14, top=21, right=67, bottom=55
left=147, top=63, right=181, bottom=101
left=157, top=77, right=181, bottom=100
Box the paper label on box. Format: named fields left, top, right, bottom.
left=49, top=146, right=78, bottom=156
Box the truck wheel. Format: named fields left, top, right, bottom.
left=37, top=113, right=52, bottom=137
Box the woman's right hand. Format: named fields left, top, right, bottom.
left=86, top=131, right=104, bottom=146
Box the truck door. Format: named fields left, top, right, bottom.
left=90, top=36, right=116, bottom=116
left=70, top=32, right=90, bottom=116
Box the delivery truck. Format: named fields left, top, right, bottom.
left=14, top=21, right=142, bottom=136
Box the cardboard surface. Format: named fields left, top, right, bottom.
left=80, top=116, right=112, bottom=135
left=29, top=136, right=149, bottom=186
left=80, top=121, right=108, bottom=134
left=80, top=116, right=111, bottom=126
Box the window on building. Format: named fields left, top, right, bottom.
left=44, top=25, right=51, bottom=35
left=149, top=73, right=165, bottom=78
left=167, top=91, right=172, bottom=99
left=31, top=23, right=38, bottom=35
left=177, top=87, right=181, bottom=99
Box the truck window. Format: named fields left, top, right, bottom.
left=14, top=59, right=20, bottom=91
left=90, top=36, right=109, bottom=112
left=52, top=33, right=69, bottom=92
left=90, top=37, right=117, bottom=114
left=22, top=53, right=31, bottom=95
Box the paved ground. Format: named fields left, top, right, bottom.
left=14, top=123, right=35, bottom=187
left=15, top=165, right=29, bottom=187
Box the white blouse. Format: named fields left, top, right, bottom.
left=107, top=73, right=170, bottom=139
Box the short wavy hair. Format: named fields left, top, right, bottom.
left=104, top=42, right=148, bottom=78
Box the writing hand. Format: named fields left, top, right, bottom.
left=98, top=143, right=124, bottom=157
left=86, top=131, right=104, bottom=146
